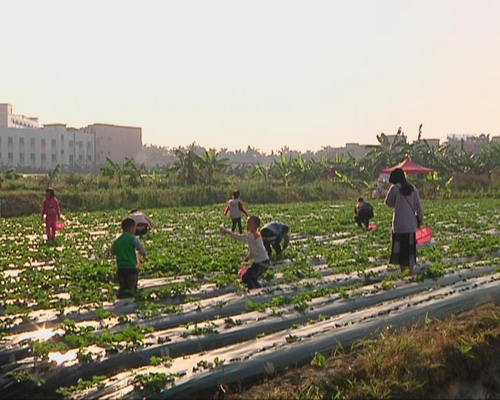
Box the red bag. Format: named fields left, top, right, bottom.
left=55, top=221, right=65, bottom=230
left=367, top=224, right=377, bottom=231
left=416, top=227, right=432, bottom=246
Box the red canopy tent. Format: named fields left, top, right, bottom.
left=381, top=157, right=435, bottom=174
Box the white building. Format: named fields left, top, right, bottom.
left=0, top=103, right=41, bottom=129
left=0, top=103, right=141, bottom=171
left=0, top=124, right=95, bottom=171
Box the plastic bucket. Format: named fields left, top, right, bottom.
left=416, top=227, right=432, bottom=246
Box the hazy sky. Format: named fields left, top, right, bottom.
left=1, top=0, right=499, bottom=151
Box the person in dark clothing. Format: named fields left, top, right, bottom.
left=260, top=221, right=289, bottom=258
left=354, top=197, right=374, bottom=229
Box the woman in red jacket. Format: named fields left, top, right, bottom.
left=41, top=188, right=61, bottom=242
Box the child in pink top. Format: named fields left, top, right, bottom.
left=41, top=188, right=61, bottom=241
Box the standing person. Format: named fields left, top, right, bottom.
left=354, top=197, right=374, bottom=230
left=384, top=168, right=424, bottom=275
left=128, top=209, right=155, bottom=236
left=41, top=188, right=61, bottom=242
left=220, top=215, right=270, bottom=289
left=260, top=221, right=290, bottom=258
left=111, top=218, right=147, bottom=298
left=224, top=190, right=249, bottom=234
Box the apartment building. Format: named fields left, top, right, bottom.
left=0, top=104, right=141, bottom=171
left=447, top=134, right=491, bottom=154
left=0, top=103, right=41, bottom=129
left=0, top=124, right=95, bottom=171
left=88, top=124, right=142, bottom=164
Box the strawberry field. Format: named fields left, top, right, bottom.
left=0, top=199, right=499, bottom=399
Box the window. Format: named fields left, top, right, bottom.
left=8, top=152, right=13, bottom=161
left=51, top=139, right=56, bottom=148
left=41, top=154, right=46, bottom=162
left=30, top=138, right=35, bottom=147
left=42, top=139, right=46, bottom=148
left=31, top=153, right=35, bottom=162
left=19, top=153, right=25, bottom=165
left=19, top=137, right=24, bottom=146
left=69, top=154, right=74, bottom=164
left=8, top=137, right=13, bottom=147
left=69, top=140, right=73, bottom=147
left=52, top=154, right=56, bottom=161
left=61, top=149, right=65, bottom=157
left=87, top=155, right=92, bottom=161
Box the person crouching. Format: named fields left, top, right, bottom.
left=220, top=215, right=270, bottom=289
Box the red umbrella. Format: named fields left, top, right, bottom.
left=381, top=157, right=435, bottom=174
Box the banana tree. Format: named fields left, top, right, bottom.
left=173, top=143, right=201, bottom=185
left=272, top=152, right=293, bottom=187
left=100, top=158, right=144, bottom=187
left=124, top=158, right=145, bottom=186
left=198, top=149, right=229, bottom=184
left=100, top=158, right=125, bottom=187
left=364, top=130, right=409, bottom=179
left=47, top=164, right=61, bottom=187
left=248, top=164, right=271, bottom=182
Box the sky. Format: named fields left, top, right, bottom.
left=1, top=0, right=499, bottom=152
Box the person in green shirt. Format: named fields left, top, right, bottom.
left=111, top=218, right=147, bottom=298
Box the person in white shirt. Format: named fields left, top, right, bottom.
left=128, top=209, right=155, bottom=237
left=385, top=168, right=424, bottom=275
left=220, top=215, right=270, bottom=289
left=224, top=190, right=249, bottom=233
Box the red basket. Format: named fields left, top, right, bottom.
left=416, top=227, right=432, bottom=246
left=238, top=267, right=248, bottom=281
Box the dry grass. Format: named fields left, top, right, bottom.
left=231, top=303, right=500, bottom=400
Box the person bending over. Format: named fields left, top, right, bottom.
left=128, top=209, right=155, bottom=236
left=354, top=197, right=374, bottom=230
left=260, top=221, right=290, bottom=258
